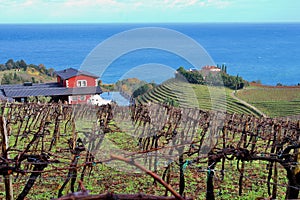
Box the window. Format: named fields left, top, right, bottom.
left=71, top=96, right=78, bottom=101
left=79, top=96, right=86, bottom=101
left=77, top=80, right=87, bottom=87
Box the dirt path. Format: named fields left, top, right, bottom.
left=230, top=90, right=268, bottom=118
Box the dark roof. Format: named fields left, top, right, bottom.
left=0, top=82, right=60, bottom=90
left=55, top=68, right=99, bottom=80
left=0, top=83, right=102, bottom=98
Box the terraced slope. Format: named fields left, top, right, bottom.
left=137, top=78, right=260, bottom=116
left=236, top=87, right=300, bottom=117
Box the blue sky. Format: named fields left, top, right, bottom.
left=0, top=0, right=299, bottom=23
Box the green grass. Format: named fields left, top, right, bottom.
left=78, top=129, right=289, bottom=200
left=137, top=79, right=260, bottom=116
left=236, top=87, right=300, bottom=117
left=0, top=101, right=294, bottom=199
left=0, top=103, right=291, bottom=200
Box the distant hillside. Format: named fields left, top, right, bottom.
left=0, top=59, right=56, bottom=84
left=115, top=78, right=149, bottom=98
left=176, top=66, right=249, bottom=90
left=135, top=78, right=261, bottom=116
left=236, top=85, right=300, bottom=117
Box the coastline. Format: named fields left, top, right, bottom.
left=1, top=23, right=300, bottom=85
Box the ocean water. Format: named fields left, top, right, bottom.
left=101, top=92, right=129, bottom=106
left=0, top=23, right=300, bottom=85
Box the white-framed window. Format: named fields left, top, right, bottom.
left=77, top=80, right=87, bottom=87
left=71, top=96, right=78, bottom=101
left=79, top=96, right=86, bottom=101
left=70, top=96, right=85, bottom=101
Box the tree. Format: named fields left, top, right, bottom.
left=2, top=73, right=12, bottom=84
left=46, top=68, right=55, bottom=77
left=176, top=67, right=204, bottom=84
left=252, top=80, right=262, bottom=84
left=0, top=64, right=6, bottom=71
left=205, top=72, right=214, bottom=85
left=13, top=72, right=18, bottom=80
left=176, top=66, right=247, bottom=89
left=18, top=60, right=27, bottom=70
left=132, top=84, right=154, bottom=98
left=5, top=59, right=14, bottom=70
left=38, top=64, right=46, bottom=74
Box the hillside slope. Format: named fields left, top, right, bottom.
left=0, top=59, right=56, bottom=85
left=236, top=86, right=300, bottom=118
left=136, top=78, right=261, bottom=116
left=0, top=68, right=56, bottom=85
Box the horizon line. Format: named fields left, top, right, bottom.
left=1, top=21, right=300, bottom=25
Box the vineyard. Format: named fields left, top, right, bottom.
left=136, top=79, right=261, bottom=116
left=0, top=102, right=300, bottom=199
left=236, top=87, right=300, bottom=118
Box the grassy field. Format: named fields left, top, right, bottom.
left=0, top=68, right=55, bottom=84
left=12, top=130, right=287, bottom=199
left=82, top=131, right=288, bottom=200
left=136, top=78, right=300, bottom=118
left=136, top=78, right=261, bottom=116
left=236, top=86, right=300, bottom=118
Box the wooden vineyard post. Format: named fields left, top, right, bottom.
left=285, top=121, right=300, bottom=199
left=0, top=115, right=14, bottom=200
left=179, top=153, right=185, bottom=196
left=206, top=152, right=216, bottom=200
left=285, top=156, right=300, bottom=199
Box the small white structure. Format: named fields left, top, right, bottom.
left=88, top=95, right=111, bottom=106
left=189, top=68, right=198, bottom=72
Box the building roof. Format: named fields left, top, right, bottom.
left=202, top=66, right=221, bottom=71
left=55, top=68, right=99, bottom=80
left=0, top=83, right=102, bottom=98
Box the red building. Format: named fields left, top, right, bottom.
left=201, top=66, right=221, bottom=72
left=0, top=68, right=102, bottom=104
left=55, top=68, right=100, bottom=104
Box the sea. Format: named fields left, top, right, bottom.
left=0, top=23, right=300, bottom=86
